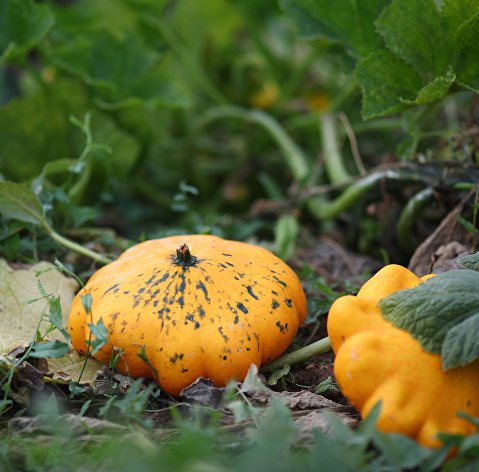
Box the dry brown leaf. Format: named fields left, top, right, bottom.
left=0, top=259, right=77, bottom=354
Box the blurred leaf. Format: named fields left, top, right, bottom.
left=0, top=0, right=55, bottom=62
left=280, top=0, right=389, bottom=57
left=172, top=0, right=242, bottom=55
left=0, top=83, right=142, bottom=188
left=239, top=364, right=268, bottom=393
left=51, top=31, right=188, bottom=109
left=0, top=230, right=20, bottom=260
left=0, top=81, right=87, bottom=180
left=236, top=398, right=298, bottom=470
left=457, top=216, right=479, bottom=236
left=0, top=259, right=78, bottom=355
left=308, top=427, right=370, bottom=471
left=454, top=11, right=479, bottom=92
left=89, top=113, right=140, bottom=178
left=50, top=0, right=167, bottom=39
left=373, top=431, right=432, bottom=468
left=0, top=181, right=47, bottom=226
left=314, top=375, right=339, bottom=395
left=354, top=50, right=422, bottom=119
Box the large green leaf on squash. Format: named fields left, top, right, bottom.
left=380, top=269, right=479, bottom=370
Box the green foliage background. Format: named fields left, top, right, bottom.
left=1, top=1, right=479, bottom=469
left=1, top=0, right=478, bottom=263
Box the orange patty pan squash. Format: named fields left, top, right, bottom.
left=327, top=264, right=479, bottom=448
left=68, top=235, right=307, bottom=396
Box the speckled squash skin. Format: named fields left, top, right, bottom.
left=327, top=264, right=479, bottom=448
left=68, top=235, right=307, bottom=396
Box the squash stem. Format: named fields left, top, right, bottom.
left=260, top=336, right=332, bottom=374
left=174, top=243, right=197, bottom=266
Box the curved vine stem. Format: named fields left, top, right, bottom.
left=319, top=112, right=351, bottom=184
left=396, top=187, right=435, bottom=251
left=195, top=105, right=310, bottom=183
left=48, top=227, right=113, bottom=265
left=306, top=169, right=410, bottom=220
left=261, top=336, right=332, bottom=374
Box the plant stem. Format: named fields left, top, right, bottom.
left=396, top=187, right=435, bottom=251
left=261, top=336, right=332, bottom=374
left=306, top=167, right=427, bottom=220
left=48, top=228, right=113, bottom=265
left=195, top=105, right=310, bottom=183
left=319, top=112, right=350, bottom=185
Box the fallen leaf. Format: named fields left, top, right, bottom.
left=292, top=409, right=359, bottom=439
left=15, top=361, right=45, bottom=391
left=0, top=259, right=103, bottom=387
left=0, top=259, right=77, bottom=355
left=181, top=378, right=226, bottom=408
left=408, top=202, right=469, bottom=275
left=93, top=365, right=134, bottom=395
left=251, top=389, right=350, bottom=413
left=8, top=413, right=127, bottom=436
left=46, top=350, right=103, bottom=386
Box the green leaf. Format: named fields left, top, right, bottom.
left=454, top=11, right=479, bottom=92
left=0, top=181, right=47, bottom=226
left=0, top=0, right=55, bottom=62
left=314, top=375, right=340, bottom=395
left=50, top=30, right=188, bottom=109
left=87, top=318, right=108, bottom=355
left=413, top=73, right=456, bottom=105
left=379, top=270, right=479, bottom=369
left=442, top=314, right=479, bottom=370
left=376, top=0, right=453, bottom=76
left=373, top=432, right=432, bottom=468
left=309, top=425, right=369, bottom=470
left=457, top=252, right=479, bottom=271
left=0, top=81, right=142, bottom=185
left=46, top=294, right=70, bottom=342
left=28, top=340, right=70, bottom=359
left=0, top=81, right=87, bottom=180
left=50, top=0, right=167, bottom=39
left=240, top=364, right=268, bottom=393
left=267, top=363, right=290, bottom=386
left=442, top=0, right=479, bottom=28
left=236, top=398, right=298, bottom=470
left=354, top=50, right=422, bottom=119
left=280, top=0, right=389, bottom=57
left=81, top=293, right=92, bottom=313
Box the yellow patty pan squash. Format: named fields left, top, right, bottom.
left=68, top=235, right=307, bottom=396
left=327, top=264, right=479, bottom=448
